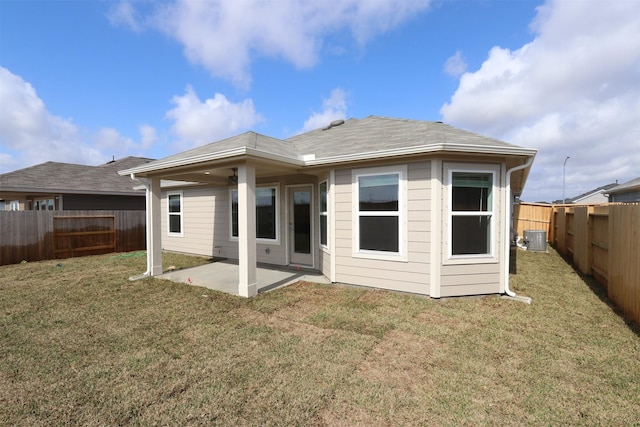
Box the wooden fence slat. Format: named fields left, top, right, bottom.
left=0, top=210, right=145, bottom=266
left=516, top=202, right=638, bottom=323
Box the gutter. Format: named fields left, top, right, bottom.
left=503, top=156, right=535, bottom=304
left=304, top=143, right=537, bottom=167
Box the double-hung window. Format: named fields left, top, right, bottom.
left=319, top=181, right=328, bottom=248
left=353, top=166, right=406, bottom=259
left=447, top=165, right=497, bottom=258
left=167, top=191, right=183, bottom=236
left=230, top=186, right=278, bottom=241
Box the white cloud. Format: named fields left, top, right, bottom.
left=139, top=124, right=157, bottom=149
left=165, top=85, right=264, bottom=149
left=111, top=0, right=430, bottom=87
left=441, top=0, right=640, bottom=202
left=299, top=88, right=348, bottom=133
left=443, top=50, right=467, bottom=77
left=107, top=1, right=142, bottom=32
left=0, top=67, right=156, bottom=173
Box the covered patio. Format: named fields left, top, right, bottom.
left=159, top=259, right=331, bottom=295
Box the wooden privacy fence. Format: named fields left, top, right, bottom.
left=515, top=202, right=639, bottom=323
left=0, top=210, right=146, bottom=266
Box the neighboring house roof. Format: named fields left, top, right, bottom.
left=606, top=177, right=640, bottom=195
left=120, top=116, right=536, bottom=193
left=0, top=156, right=154, bottom=196
left=566, top=183, right=618, bottom=204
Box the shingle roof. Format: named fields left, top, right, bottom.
left=120, top=116, right=535, bottom=177
left=155, top=131, right=302, bottom=164
left=567, top=183, right=618, bottom=203
left=0, top=156, right=154, bottom=195
left=287, top=116, right=525, bottom=160
left=606, top=177, right=640, bottom=194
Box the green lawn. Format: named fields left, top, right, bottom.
left=0, top=249, right=638, bottom=426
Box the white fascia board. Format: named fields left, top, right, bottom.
left=119, top=147, right=304, bottom=177
left=118, top=141, right=536, bottom=176
left=244, top=147, right=305, bottom=166
left=303, top=143, right=537, bottom=166
left=118, top=147, right=248, bottom=176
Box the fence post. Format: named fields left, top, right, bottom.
left=572, top=206, right=589, bottom=274
left=555, top=207, right=566, bottom=254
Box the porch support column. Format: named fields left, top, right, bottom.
left=148, top=177, right=163, bottom=276
left=237, top=163, right=257, bottom=297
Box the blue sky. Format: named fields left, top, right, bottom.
left=1, top=0, right=638, bottom=202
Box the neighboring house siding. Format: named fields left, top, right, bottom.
left=573, top=192, right=608, bottom=204
left=63, top=194, right=145, bottom=210
left=611, top=191, right=640, bottom=203
left=334, top=161, right=431, bottom=295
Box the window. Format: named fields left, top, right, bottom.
left=319, top=181, right=328, bottom=247
left=447, top=167, right=497, bottom=258
left=167, top=191, right=183, bottom=236
left=33, top=199, right=54, bottom=211
left=353, top=166, right=406, bottom=259
left=230, top=186, right=278, bottom=241
left=10, top=201, right=20, bottom=211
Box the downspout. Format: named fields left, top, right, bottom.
left=131, top=174, right=151, bottom=279
left=503, top=156, right=534, bottom=303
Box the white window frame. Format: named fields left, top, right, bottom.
left=10, top=200, right=20, bottom=211
left=319, top=180, right=329, bottom=250
left=33, top=198, right=54, bottom=211
left=167, top=190, right=184, bottom=237
left=229, top=184, right=280, bottom=244
left=444, top=162, right=500, bottom=264
left=352, top=165, right=407, bottom=262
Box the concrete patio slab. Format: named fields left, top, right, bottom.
left=159, top=259, right=331, bottom=295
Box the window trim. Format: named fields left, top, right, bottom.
left=33, top=198, right=55, bottom=211
left=352, top=165, right=407, bottom=262
left=229, top=184, right=280, bottom=244
left=444, top=163, right=500, bottom=263
left=319, top=180, right=328, bottom=250
left=167, top=190, right=184, bottom=237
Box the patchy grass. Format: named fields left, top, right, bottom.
left=0, top=248, right=638, bottom=426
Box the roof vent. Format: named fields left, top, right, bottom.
left=323, top=119, right=345, bottom=130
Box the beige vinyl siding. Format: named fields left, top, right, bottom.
left=162, top=186, right=215, bottom=256
left=334, top=161, right=431, bottom=295
left=440, top=263, right=501, bottom=297
left=320, top=249, right=330, bottom=278
left=161, top=184, right=288, bottom=265
left=318, top=172, right=332, bottom=279
left=161, top=174, right=320, bottom=267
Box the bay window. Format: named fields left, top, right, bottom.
left=446, top=165, right=498, bottom=258
left=353, top=166, right=406, bottom=259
